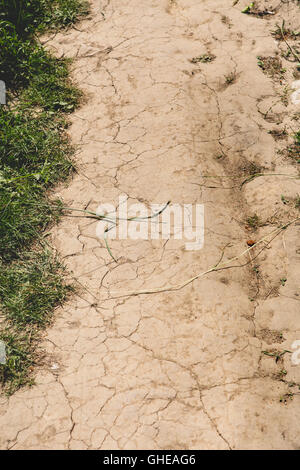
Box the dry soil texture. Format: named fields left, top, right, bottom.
left=1, top=0, right=300, bottom=450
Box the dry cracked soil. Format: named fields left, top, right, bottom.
left=0, top=0, right=300, bottom=450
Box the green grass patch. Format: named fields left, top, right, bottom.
left=0, top=108, right=73, bottom=181
left=0, top=0, right=87, bottom=393
left=246, top=213, right=261, bottom=231
left=0, top=21, right=82, bottom=108
left=23, top=55, right=82, bottom=113
left=0, top=250, right=72, bottom=394
left=0, top=251, right=72, bottom=328
left=0, top=180, right=63, bottom=262
left=0, top=107, right=74, bottom=261
left=0, top=0, right=90, bottom=38
left=0, top=328, right=35, bottom=394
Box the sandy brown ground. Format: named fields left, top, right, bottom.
left=1, top=0, right=300, bottom=449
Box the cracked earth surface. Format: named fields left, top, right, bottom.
left=1, top=0, right=300, bottom=450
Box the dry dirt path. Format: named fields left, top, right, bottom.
left=1, top=0, right=300, bottom=450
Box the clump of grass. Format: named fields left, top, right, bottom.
left=272, top=23, right=300, bottom=41
left=41, top=0, right=90, bottom=30
left=262, top=349, right=291, bottom=363
left=271, top=20, right=300, bottom=65
left=0, top=20, right=38, bottom=90
left=0, top=180, right=63, bottom=262
left=0, top=107, right=74, bottom=261
left=280, top=392, right=295, bottom=403
left=280, top=277, right=287, bottom=286
left=246, top=213, right=261, bottom=231
left=189, top=54, right=216, bottom=64
left=0, top=251, right=72, bottom=327
left=0, top=250, right=72, bottom=394
left=0, top=0, right=87, bottom=393
left=0, top=328, right=35, bottom=394
left=257, top=56, right=286, bottom=81
left=23, top=55, right=82, bottom=113
left=0, top=0, right=90, bottom=38
left=224, top=71, right=237, bottom=86
left=241, top=3, right=255, bottom=14
left=0, top=21, right=81, bottom=110
left=0, top=108, right=73, bottom=180
left=280, top=85, right=290, bottom=107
